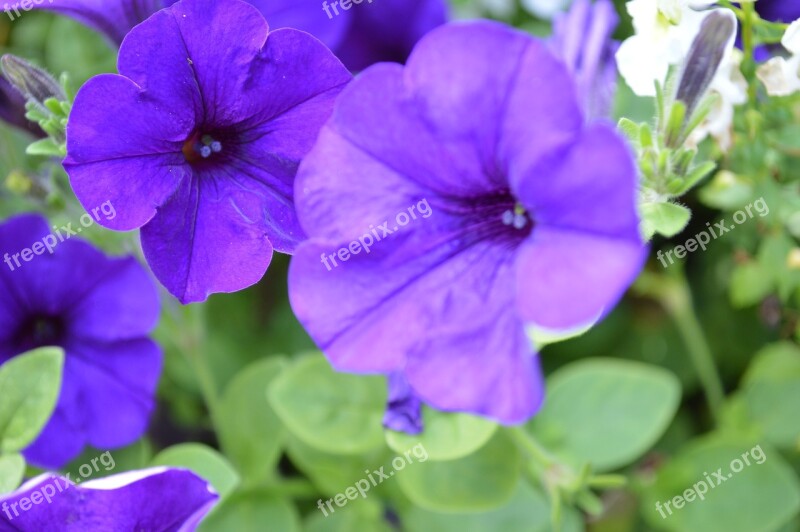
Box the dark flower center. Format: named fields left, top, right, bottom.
left=182, top=132, right=223, bottom=164
left=14, top=314, right=66, bottom=352
left=14, top=314, right=66, bottom=350
left=443, top=190, right=534, bottom=247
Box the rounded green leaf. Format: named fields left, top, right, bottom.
left=0, top=453, right=25, bottom=494
left=643, top=437, right=800, bottom=532
left=286, top=437, right=392, bottom=496
left=641, top=202, right=691, bottom=240
left=396, top=432, right=520, bottom=512
left=0, top=347, right=64, bottom=452
left=529, top=359, right=681, bottom=472
left=402, top=480, right=583, bottom=532
left=199, top=491, right=299, bottom=532
left=304, top=500, right=392, bottom=532
left=741, top=342, right=800, bottom=448
left=151, top=443, right=239, bottom=498
left=217, top=357, right=287, bottom=484
left=268, top=354, right=386, bottom=455
left=385, top=407, right=497, bottom=461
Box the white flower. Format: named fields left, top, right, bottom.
left=757, top=19, right=800, bottom=97
left=617, top=0, right=719, bottom=96
left=617, top=1, right=746, bottom=150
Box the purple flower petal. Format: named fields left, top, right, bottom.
left=550, top=0, right=620, bottom=120
left=383, top=373, right=424, bottom=434
left=37, top=0, right=177, bottom=45
left=0, top=468, right=217, bottom=530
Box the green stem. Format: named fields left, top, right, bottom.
left=741, top=1, right=758, bottom=110
left=183, top=304, right=221, bottom=428
left=636, top=270, right=725, bottom=423
left=506, top=426, right=555, bottom=468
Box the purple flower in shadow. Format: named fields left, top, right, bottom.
left=37, top=0, right=447, bottom=71
left=0, top=77, right=43, bottom=137
left=289, top=21, right=646, bottom=426
left=0, top=468, right=217, bottom=530
left=0, top=214, right=161, bottom=468
left=550, top=0, right=620, bottom=120
left=63, top=0, right=351, bottom=303
left=755, top=0, right=800, bottom=23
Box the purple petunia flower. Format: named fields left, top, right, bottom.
left=550, top=0, right=620, bottom=120
left=289, top=21, right=646, bottom=425
left=0, top=468, right=217, bottom=530
left=63, top=0, right=351, bottom=303
left=36, top=0, right=447, bottom=71
left=0, top=214, right=161, bottom=468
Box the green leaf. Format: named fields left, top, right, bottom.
left=528, top=358, right=681, bottom=472
left=396, top=432, right=520, bottom=512
left=304, top=500, right=391, bottom=532
left=151, top=443, right=239, bottom=498
left=617, top=118, right=641, bottom=147
left=740, top=343, right=800, bottom=448
left=729, top=262, right=773, bottom=308
left=217, top=358, right=286, bottom=485
left=401, top=480, right=583, bottom=532
left=0, top=347, right=64, bottom=452
left=199, top=490, right=299, bottom=532
left=643, top=436, right=800, bottom=532
left=698, top=171, right=754, bottom=210
left=753, top=19, right=790, bottom=46
left=285, top=437, right=392, bottom=496
left=641, top=202, right=692, bottom=240
left=0, top=453, right=25, bottom=494
left=268, top=354, right=386, bottom=455
left=385, top=407, right=497, bottom=461
left=26, top=137, right=65, bottom=157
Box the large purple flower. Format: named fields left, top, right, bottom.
left=550, top=0, right=620, bottom=120
left=63, top=0, right=351, bottom=303
left=0, top=468, right=217, bottom=530
left=289, top=21, right=646, bottom=425
left=0, top=214, right=161, bottom=468
left=37, top=0, right=447, bottom=71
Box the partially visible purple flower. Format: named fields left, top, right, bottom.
left=550, top=0, right=620, bottom=120
left=383, top=373, right=423, bottom=434
left=289, top=21, right=646, bottom=424
left=37, top=0, right=447, bottom=71
left=0, top=468, right=217, bottom=530
left=0, top=214, right=161, bottom=468
left=0, top=77, right=42, bottom=137
left=755, top=0, right=800, bottom=23
left=37, top=0, right=178, bottom=46
left=63, top=0, right=351, bottom=303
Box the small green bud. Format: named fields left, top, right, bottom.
left=664, top=101, right=687, bottom=148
